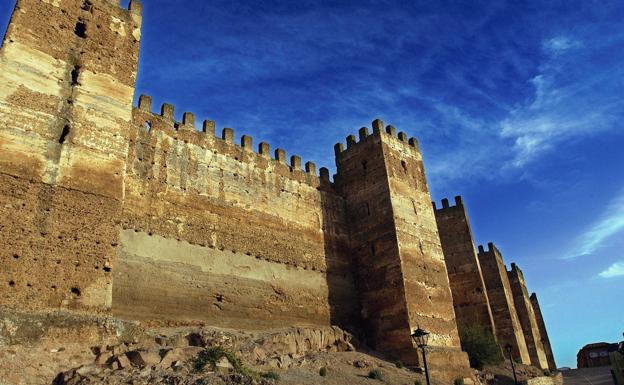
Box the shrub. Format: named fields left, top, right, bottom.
left=454, top=377, right=465, bottom=385
left=458, top=324, right=503, bottom=369
left=368, top=369, right=384, bottom=380
left=319, top=366, right=328, bottom=377
left=395, top=361, right=404, bottom=369
left=192, top=346, right=245, bottom=372
left=262, top=370, right=280, bottom=381
left=415, top=380, right=422, bottom=385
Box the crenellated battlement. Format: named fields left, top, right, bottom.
left=433, top=196, right=463, bottom=211
left=132, top=95, right=334, bottom=187
left=477, top=242, right=501, bottom=256
left=333, top=119, right=420, bottom=165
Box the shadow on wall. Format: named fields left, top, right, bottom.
left=320, top=180, right=362, bottom=337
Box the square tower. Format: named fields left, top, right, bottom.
left=434, top=196, right=497, bottom=338
left=0, top=0, right=142, bottom=311
left=530, top=293, right=557, bottom=371
left=335, top=120, right=470, bottom=377
left=477, top=243, right=531, bottom=364
left=507, top=264, right=549, bottom=369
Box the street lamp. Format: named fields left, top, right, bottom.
left=411, top=327, right=431, bottom=385
left=505, top=344, right=518, bottom=385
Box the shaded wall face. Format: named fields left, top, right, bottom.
left=508, top=268, right=549, bottom=369
left=531, top=295, right=557, bottom=370
left=113, top=108, right=359, bottom=330
left=0, top=0, right=140, bottom=311
left=435, top=205, right=496, bottom=336
left=478, top=248, right=531, bottom=364
left=335, top=131, right=412, bottom=355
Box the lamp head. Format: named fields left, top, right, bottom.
left=411, top=327, right=430, bottom=347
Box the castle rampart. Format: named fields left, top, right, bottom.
left=0, top=0, right=555, bottom=379
left=477, top=243, right=531, bottom=364
left=434, top=196, right=497, bottom=339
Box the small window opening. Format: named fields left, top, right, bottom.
left=401, top=160, right=407, bottom=172
left=362, top=160, right=367, bottom=171
left=215, top=294, right=224, bottom=302
left=103, top=266, right=111, bottom=272
left=74, top=22, right=87, bottom=38
left=81, top=0, right=93, bottom=11
left=13, top=254, right=19, bottom=259
left=365, top=202, right=370, bottom=216
left=70, top=287, right=81, bottom=296
left=8, top=280, right=15, bottom=287
left=70, top=65, right=81, bottom=86
left=144, top=121, right=152, bottom=132
left=59, top=125, right=70, bottom=144
left=371, top=244, right=376, bottom=257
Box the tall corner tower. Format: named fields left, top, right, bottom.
left=335, top=119, right=470, bottom=378
left=434, top=196, right=497, bottom=338
left=0, top=0, right=142, bottom=311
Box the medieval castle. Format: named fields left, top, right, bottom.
left=0, top=0, right=555, bottom=379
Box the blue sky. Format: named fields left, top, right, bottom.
left=2, top=0, right=623, bottom=368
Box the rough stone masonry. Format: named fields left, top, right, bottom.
left=0, top=0, right=555, bottom=379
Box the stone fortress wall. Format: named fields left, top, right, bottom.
left=434, top=197, right=557, bottom=370
left=0, top=0, right=555, bottom=377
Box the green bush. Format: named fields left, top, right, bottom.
left=368, top=369, right=384, bottom=380
left=262, top=370, right=280, bottom=381
left=458, top=324, right=503, bottom=369
left=395, top=361, right=404, bottom=369
left=454, top=377, right=465, bottom=385
left=193, top=346, right=242, bottom=372
left=319, top=366, right=328, bottom=377
left=415, top=380, right=422, bottom=385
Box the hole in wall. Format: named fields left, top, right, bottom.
left=362, top=160, right=367, bottom=171
left=103, top=266, right=111, bottom=272
left=81, top=0, right=93, bottom=11
left=13, top=254, right=19, bottom=259
left=70, top=65, right=81, bottom=86
left=70, top=287, right=81, bottom=296
left=74, top=22, right=87, bottom=38
left=365, top=202, right=371, bottom=216
left=215, top=294, right=224, bottom=302
left=59, top=125, right=70, bottom=144
left=8, top=280, right=15, bottom=287
left=371, top=243, right=376, bottom=257
left=144, top=121, right=152, bottom=132
left=401, top=160, right=407, bottom=172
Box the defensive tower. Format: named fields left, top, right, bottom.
left=434, top=196, right=497, bottom=338
left=477, top=243, right=531, bottom=364
left=530, top=293, right=557, bottom=371
left=0, top=0, right=142, bottom=310
left=508, top=263, right=549, bottom=369
left=335, top=121, right=470, bottom=375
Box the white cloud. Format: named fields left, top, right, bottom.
left=599, top=261, right=624, bottom=278
left=566, top=189, right=624, bottom=259
left=542, top=36, right=581, bottom=55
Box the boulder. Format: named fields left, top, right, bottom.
left=125, top=349, right=162, bottom=368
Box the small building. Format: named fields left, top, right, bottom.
left=577, top=342, right=619, bottom=368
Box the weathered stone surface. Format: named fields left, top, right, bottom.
left=434, top=197, right=497, bottom=337
left=530, top=293, right=557, bottom=371
left=507, top=264, right=549, bottom=369
left=478, top=243, right=531, bottom=364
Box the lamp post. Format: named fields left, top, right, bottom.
left=505, top=344, right=518, bottom=385
left=411, top=327, right=431, bottom=385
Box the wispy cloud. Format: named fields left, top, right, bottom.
left=599, top=261, right=624, bottom=278
left=565, top=189, right=624, bottom=259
